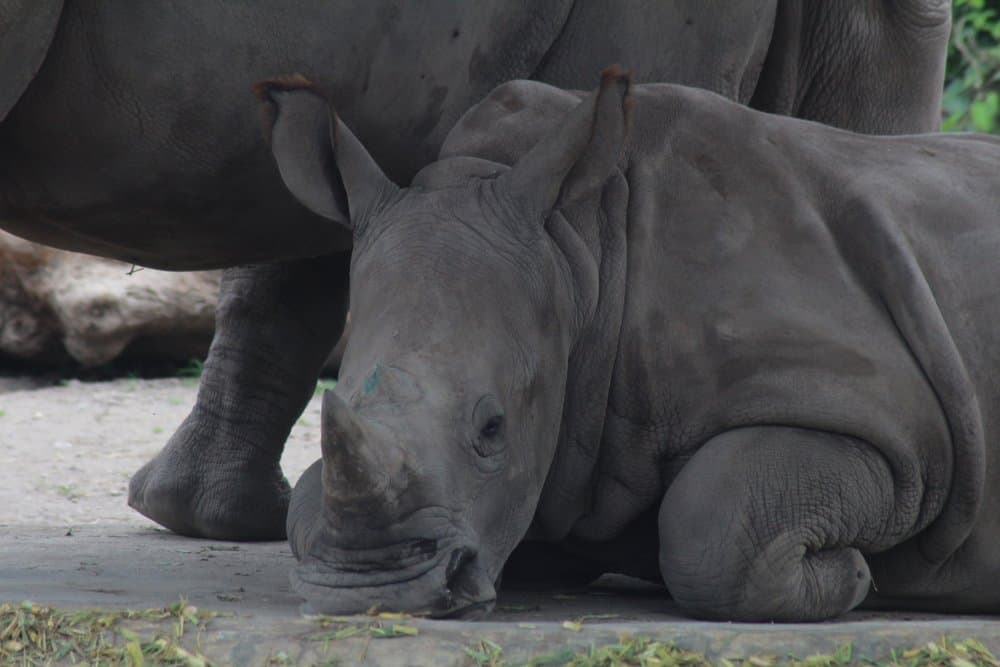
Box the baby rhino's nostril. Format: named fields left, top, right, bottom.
left=445, top=547, right=477, bottom=584
left=432, top=546, right=496, bottom=619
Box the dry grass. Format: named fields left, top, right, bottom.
left=463, top=636, right=1000, bottom=667
left=0, top=599, right=216, bottom=666
left=4, top=602, right=999, bottom=667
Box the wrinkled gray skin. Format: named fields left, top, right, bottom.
left=262, top=71, right=1000, bottom=621
left=0, top=1, right=951, bottom=541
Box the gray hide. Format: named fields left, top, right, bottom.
left=0, top=0, right=62, bottom=121
left=0, top=2, right=952, bottom=542
left=264, top=72, right=1000, bottom=621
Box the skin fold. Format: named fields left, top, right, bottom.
left=0, top=2, right=951, bottom=542
left=260, top=70, right=1000, bottom=621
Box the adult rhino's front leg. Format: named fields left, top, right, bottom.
left=659, top=426, right=912, bottom=621
left=129, top=255, right=349, bottom=540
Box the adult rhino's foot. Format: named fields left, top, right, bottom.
left=128, top=413, right=291, bottom=541
left=127, top=256, right=351, bottom=540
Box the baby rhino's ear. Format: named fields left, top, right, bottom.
left=255, top=76, right=397, bottom=230
left=499, top=67, right=631, bottom=223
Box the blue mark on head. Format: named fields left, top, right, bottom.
left=363, top=364, right=381, bottom=397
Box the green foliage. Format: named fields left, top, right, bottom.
left=175, top=358, right=205, bottom=379
left=944, top=0, right=1000, bottom=132
left=315, top=377, right=338, bottom=395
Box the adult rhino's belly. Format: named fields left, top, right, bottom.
left=0, top=123, right=351, bottom=270
left=0, top=194, right=351, bottom=271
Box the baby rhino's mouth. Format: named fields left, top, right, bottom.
left=285, top=457, right=496, bottom=618
left=310, top=537, right=440, bottom=580
left=291, top=540, right=496, bottom=618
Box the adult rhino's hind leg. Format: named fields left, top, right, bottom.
left=129, top=254, right=349, bottom=540
left=658, top=426, right=903, bottom=621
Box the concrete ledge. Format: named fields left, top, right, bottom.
left=3, top=526, right=1000, bottom=665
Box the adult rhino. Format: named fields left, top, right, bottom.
left=0, top=1, right=952, bottom=541
left=257, top=70, right=1000, bottom=621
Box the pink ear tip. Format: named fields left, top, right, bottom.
left=599, top=65, right=632, bottom=90
left=252, top=73, right=320, bottom=102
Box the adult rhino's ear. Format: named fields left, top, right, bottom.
left=499, top=66, right=631, bottom=222
left=254, top=76, right=397, bottom=230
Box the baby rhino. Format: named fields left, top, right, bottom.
left=256, top=69, right=1000, bottom=621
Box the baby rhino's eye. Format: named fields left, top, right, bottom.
left=472, top=395, right=506, bottom=459
left=480, top=415, right=504, bottom=440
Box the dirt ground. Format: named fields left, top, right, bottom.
left=3, top=376, right=1000, bottom=665
left=0, top=375, right=321, bottom=527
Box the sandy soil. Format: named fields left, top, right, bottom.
left=0, top=376, right=322, bottom=528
